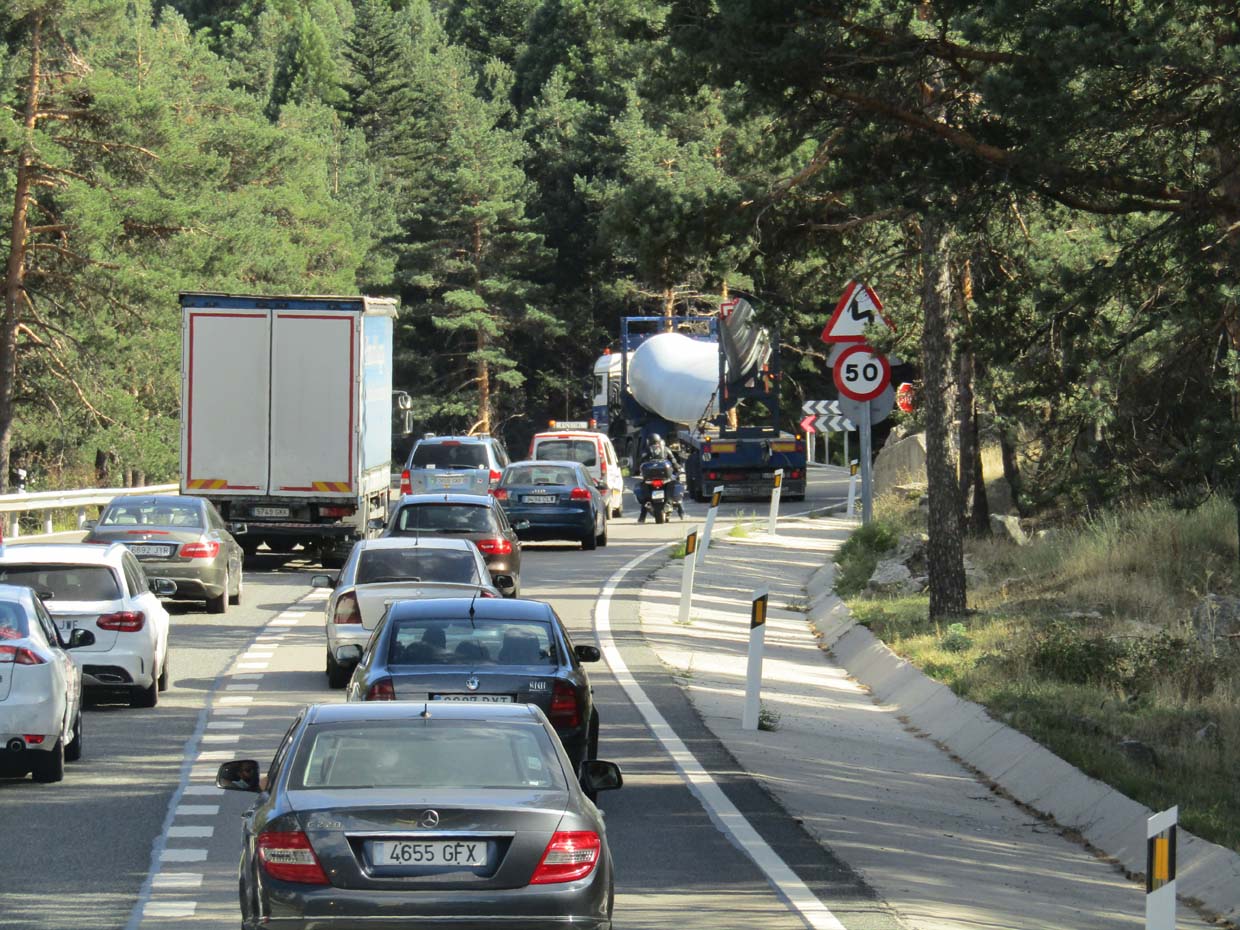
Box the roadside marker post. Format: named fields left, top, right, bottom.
left=697, top=487, right=723, bottom=567
left=860, top=402, right=873, bottom=524
left=847, top=462, right=858, bottom=516
left=1145, top=807, right=1178, bottom=930
left=677, top=529, right=699, bottom=626
left=742, top=586, right=769, bottom=731
left=767, top=469, right=783, bottom=536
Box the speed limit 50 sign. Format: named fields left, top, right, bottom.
left=833, top=345, right=891, bottom=402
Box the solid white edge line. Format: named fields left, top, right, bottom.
left=594, top=537, right=848, bottom=930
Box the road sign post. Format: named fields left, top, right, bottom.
left=767, top=469, right=783, bottom=536
left=742, top=586, right=769, bottom=731
left=847, top=461, right=858, bottom=516
left=697, top=487, right=723, bottom=567
left=860, top=403, right=873, bottom=523
left=1145, top=807, right=1178, bottom=930
left=678, top=529, right=699, bottom=626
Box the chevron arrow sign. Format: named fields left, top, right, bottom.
left=816, top=414, right=854, bottom=433
left=802, top=399, right=841, bottom=417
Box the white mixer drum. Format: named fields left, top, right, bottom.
left=627, top=332, right=721, bottom=425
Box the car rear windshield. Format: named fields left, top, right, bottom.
left=502, top=465, right=578, bottom=487
left=392, top=504, right=496, bottom=535
left=390, top=617, right=556, bottom=666
left=410, top=442, right=489, bottom=469
left=0, top=565, right=121, bottom=602
left=0, top=600, right=30, bottom=640
left=291, top=721, right=566, bottom=790
left=100, top=501, right=203, bottom=528
left=535, top=439, right=597, bottom=468
left=355, top=549, right=481, bottom=586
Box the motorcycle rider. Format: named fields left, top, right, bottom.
left=636, top=433, right=685, bottom=523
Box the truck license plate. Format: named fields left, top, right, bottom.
left=252, top=507, right=290, bottom=518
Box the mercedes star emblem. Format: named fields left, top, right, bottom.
left=465, top=676, right=480, bottom=691
left=419, top=810, right=440, bottom=829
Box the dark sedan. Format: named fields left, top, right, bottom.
left=83, top=495, right=245, bottom=614
left=382, top=493, right=524, bottom=596
left=217, top=701, right=621, bottom=930
left=494, top=461, right=607, bottom=550
left=345, top=597, right=601, bottom=771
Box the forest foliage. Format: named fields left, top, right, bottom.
left=2, top=0, right=1239, bottom=538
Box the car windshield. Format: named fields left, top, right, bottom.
left=355, top=549, right=481, bottom=586
left=503, top=465, right=577, bottom=487
left=393, top=504, right=495, bottom=535
left=0, top=600, right=30, bottom=640
left=100, top=501, right=203, bottom=528
left=389, top=617, right=556, bottom=666
left=535, top=439, right=597, bottom=468
left=410, top=443, right=489, bottom=469
left=0, top=565, right=121, bottom=601
left=291, top=721, right=566, bottom=791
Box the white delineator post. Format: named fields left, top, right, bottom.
left=677, top=529, right=699, bottom=625
left=846, top=461, right=859, bottom=517
left=1145, top=806, right=1178, bottom=930
left=697, top=487, right=723, bottom=567
left=767, top=469, right=783, bottom=536
left=742, top=586, right=769, bottom=731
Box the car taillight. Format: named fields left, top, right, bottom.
left=549, top=680, right=580, bottom=728
left=257, top=831, right=329, bottom=885
left=321, top=505, right=355, bottom=518
left=569, top=487, right=592, bottom=501
left=650, top=479, right=664, bottom=489
left=493, top=488, right=508, bottom=501
left=400, top=470, right=411, bottom=495
left=480, top=589, right=501, bottom=598
left=333, top=592, right=361, bottom=625
left=489, top=469, right=502, bottom=485
left=97, top=611, right=146, bottom=632
left=22, top=734, right=45, bottom=744
left=529, top=830, right=601, bottom=884
left=790, top=469, right=803, bottom=479
left=0, top=645, right=45, bottom=665
left=707, top=471, right=719, bottom=480
left=476, top=537, right=513, bottom=556
left=180, top=541, right=220, bottom=559
left=366, top=677, right=395, bottom=701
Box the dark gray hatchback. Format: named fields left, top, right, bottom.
left=218, top=701, right=620, bottom=930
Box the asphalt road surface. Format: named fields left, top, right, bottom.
left=0, top=469, right=890, bottom=930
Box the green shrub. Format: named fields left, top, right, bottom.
left=834, top=520, right=899, bottom=597
left=942, top=622, right=973, bottom=653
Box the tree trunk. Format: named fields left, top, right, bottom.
left=920, top=214, right=967, bottom=618
left=956, top=339, right=977, bottom=522
left=970, top=423, right=991, bottom=535
left=998, top=425, right=1027, bottom=517
left=476, top=325, right=490, bottom=434
left=1, top=11, right=44, bottom=494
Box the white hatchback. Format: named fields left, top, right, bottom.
left=529, top=429, right=625, bottom=518
left=0, top=543, right=173, bottom=708
left=0, top=583, right=85, bottom=782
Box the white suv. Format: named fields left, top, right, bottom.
left=530, top=429, right=625, bottom=518
left=0, top=544, right=173, bottom=708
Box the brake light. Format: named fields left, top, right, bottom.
left=400, top=470, right=412, bottom=495
left=489, top=469, right=502, bottom=485
left=569, top=488, right=592, bottom=501
left=530, top=830, right=601, bottom=884
left=493, top=488, right=508, bottom=501
left=333, top=592, right=361, bottom=625
left=707, top=472, right=719, bottom=480
left=789, top=469, right=803, bottom=480
left=321, top=505, right=355, bottom=518
left=440, top=440, right=461, bottom=446
left=257, top=831, right=329, bottom=885
left=125, top=529, right=170, bottom=535
left=650, top=479, right=664, bottom=489
left=180, top=541, right=220, bottom=559
left=549, top=680, right=580, bottom=728
left=0, top=645, right=45, bottom=665
left=476, top=537, right=513, bottom=556
left=22, top=734, right=45, bottom=744
left=97, top=611, right=146, bottom=632
left=366, top=677, right=395, bottom=701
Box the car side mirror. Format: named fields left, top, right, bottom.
left=65, top=628, right=95, bottom=650
left=335, top=644, right=363, bottom=666
left=579, top=760, right=623, bottom=793
left=310, top=574, right=336, bottom=589
left=228, top=522, right=248, bottom=536
left=367, top=518, right=386, bottom=531
left=493, top=575, right=517, bottom=598
left=83, top=519, right=98, bottom=530
left=514, top=520, right=531, bottom=531
left=574, top=644, right=601, bottom=663
left=216, top=759, right=262, bottom=792
left=149, top=578, right=177, bottom=597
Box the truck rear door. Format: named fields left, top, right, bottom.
left=182, top=308, right=271, bottom=494
left=268, top=310, right=358, bottom=498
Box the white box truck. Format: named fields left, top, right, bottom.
left=179, top=292, right=399, bottom=565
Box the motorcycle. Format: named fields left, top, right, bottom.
left=639, top=459, right=685, bottom=524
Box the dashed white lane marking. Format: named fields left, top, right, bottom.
left=225, top=683, right=260, bottom=691
left=232, top=672, right=265, bottom=679
left=151, top=873, right=202, bottom=890
left=196, top=750, right=236, bottom=761
left=219, top=695, right=254, bottom=704
left=182, top=785, right=222, bottom=796
left=270, top=618, right=300, bottom=626
left=594, top=543, right=848, bottom=930
left=207, top=720, right=243, bottom=729
left=143, top=902, right=197, bottom=918
left=159, top=849, right=208, bottom=863
left=168, top=825, right=215, bottom=839
left=175, top=805, right=219, bottom=816
left=212, top=705, right=250, bottom=714
left=201, top=733, right=240, bottom=743
left=280, top=611, right=307, bottom=618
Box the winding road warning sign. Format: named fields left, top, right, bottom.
left=821, top=281, right=894, bottom=343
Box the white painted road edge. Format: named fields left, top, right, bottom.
left=593, top=540, right=849, bottom=930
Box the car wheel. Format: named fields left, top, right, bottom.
left=65, top=712, right=83, bottom=762
left=229, top=568, right=243, bottom=606
left=206, top=571, right=228, bottom=614
left=157, top=653, right=170, bottom=692
left=326, top=652, right=351, bottom=689
left=581, top=524, right=598, bottom=550
left=130, top=678, right=158, bottom=709
left=31, top=737, right=65, bottom=783
left=597, top=520, right=608, bottom=547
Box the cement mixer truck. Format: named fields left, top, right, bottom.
left=591, top=298, right=806, bottom=502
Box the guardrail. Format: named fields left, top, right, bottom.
left=0, top=483, right=179, bottom=537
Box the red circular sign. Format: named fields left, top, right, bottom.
left=896, top=382, right=915, bottom=413
left=833, top=345, right=891, bottom=402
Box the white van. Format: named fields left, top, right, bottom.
left=529, top=428, right=624, bottom=518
